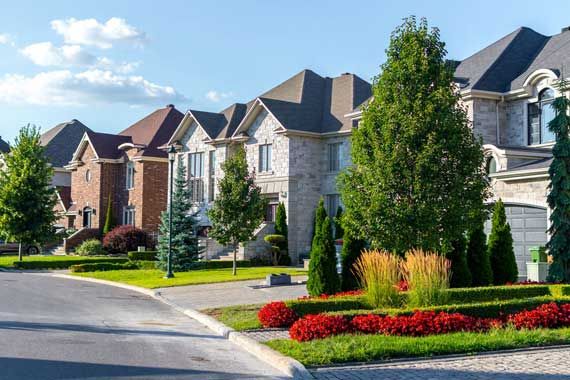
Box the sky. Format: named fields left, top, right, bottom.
left=0, top=0, right=569, bottom=142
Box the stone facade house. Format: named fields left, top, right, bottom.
left=65, top=105, right=184, bottom=235
left=168, top=70, right=371, bottom=263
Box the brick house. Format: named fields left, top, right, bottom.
left=167, top=70, right=371, bottom=263
left=65, top=105, right=183, bottom=234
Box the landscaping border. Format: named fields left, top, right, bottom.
left=51, top=273, right=314, bottom=380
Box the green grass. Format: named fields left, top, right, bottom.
left=0, top=254, right=123, bottom=269
left=71, top=267, right=306, bottom=289
left=266, top=327, right=570, bottom=366
left=203, top=304, right=264, bottom=330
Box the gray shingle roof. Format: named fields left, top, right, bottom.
left=508, top=157, right=552, bottom=171
left=86, top=131, right=132, bottom=159
left=0, top=137, right=9, bottom=153
left=41, top=120, right=92, bottom=167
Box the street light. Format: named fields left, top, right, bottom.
left=164, top=145, right=177, bottom=279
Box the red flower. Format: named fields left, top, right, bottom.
left=508, top=302, right=570, bottom=329
left=289, top=314, right=351, bottom=342
left=257, top=302, right=298, bottom=328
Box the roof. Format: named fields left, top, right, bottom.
left=56, top=186, right=72, bottom=211
left=454, top=27, right=570, bottom=92
left=0, top=137, right=9, bottom=153
left=119, top=105, right=184, bottom=158
left=509, top=157, right=553, bottom=171
left=40, top=119, right=92, bottom=167
left=86, top=131, right=132, bottom=159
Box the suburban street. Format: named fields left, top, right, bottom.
left=0, top=271, right=286, bottom=380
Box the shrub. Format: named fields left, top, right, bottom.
left=13, top=257, right=128, bottom=270
left=447, top=236, right=472, bottom=288
left=264, top=234, right=287, bottom=266
left=446, top=285, right=551, bottom=304
left=488, top=199, right=518, bottom=284
left=289, top=314, right=351, bottom=342
left=103, top=225, right=148, bottom=254
left=70, top=261, right=138, bottom=273
left=353, top=249, right=400, bottom=308
left=401, top=249, right=450, bottom=307
left=340, top=232, right=366, bottom=291
left=508, top=302, right=570, bottom=329
left=135, top=260, right=157, bottom=270
left=102, top=195, right=115, bottom=235
left=307, top=212, right=340, bottom=296
left=75, top=239, right=105, bottom=256
left=127, top=251, right=157, bottom=261
left=467, top=220, right=493, bottom=286
left=258, top=302, right=298, bottom=328
left=287, top=296, right=369, bottom=316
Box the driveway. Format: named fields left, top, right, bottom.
left=0, top=271, right=287, bottom=379
left=157, top=276, right=308, bottom=310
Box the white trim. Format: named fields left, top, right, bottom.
left=69, top=132, right=100, bottom=163
left=485, top=197, right=548, bottom=209
left=522, top=69, right=559, bottom=87
left=131, top=156, right=168, bottom=163
left=118, top=142, right=146, bottom=151
left=230, top=98, right=287, bottom=139
left=489, top=167, right=549, bottom=182
left=167, top=111, right=214, bottom=146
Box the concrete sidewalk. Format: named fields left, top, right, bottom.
left=157, top=275, right=308, bottom=310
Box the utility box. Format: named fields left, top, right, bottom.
left=526, top=262, right=549, bottom=282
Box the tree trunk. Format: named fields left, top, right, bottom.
left=232, top=242, right=238, bottom=276
left=18, top=241, right=22, bottom=262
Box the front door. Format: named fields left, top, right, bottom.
left=83, top=208, right=92, bottom=228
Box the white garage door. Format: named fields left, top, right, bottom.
left=485, top=204, right=547, bottom=280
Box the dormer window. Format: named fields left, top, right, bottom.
left=528, top=88, right=556, bottom=145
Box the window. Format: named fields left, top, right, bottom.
left=123, top=206, right=135, bottom=225
left=259, top=144, right=272, bottom=172
left=208, top=150, right=216, bottom=202
left=485, top=156, right=497, bottom=175
left=528, top=88, right=556, bottom=145
left=126, top=162, right=134, bottom=190
left=325, top=194, right=340, bottom=218
left=188, top=152, right=204, bottom=203
left=85, top=169, right=91, bottom=183
left=328, top=143, right=342, bottom=172
left=265, top=196, right=279, bottom=222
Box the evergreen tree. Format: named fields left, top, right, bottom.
left=311, top=198, right=327, bottom=254
left=334, top=206, right=344, bottom=240
left=0, top=125, right=57, bottom=260
left=547, top=78, right=570, bottom=282
left=156, top=158, right=203, bottom=272
left=338, top=17, right=489, bottom=254
left=307, top=215, right=340, bottom=296
left=208, top=145, right=266, bottom=275
left=447, top=235, right=472, bottom=288
left=274, top=202, right=290, bottom=265
left=488, top=199, right=518, bottom=284
left=340, top=232, right=366, bottom=290
left=467, top=220, right=493, bottom=286
left=102, top=195, right=115, bottom=235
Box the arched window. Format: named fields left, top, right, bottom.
left=528, top=88, right=556, bottom=145
left=486, top=156, right=497, bottom=175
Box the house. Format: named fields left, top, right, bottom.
left=0, top=136, right=9, bottom=154
left=65, top=105, right=184, bottom=235
left=168, top=70, right=371, bottom=263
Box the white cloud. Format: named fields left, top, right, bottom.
left=51, top=17, right=147, bottom=49
left=206, top=90, right=233, bottom=102
left=21, top=42, right=96, bottom=66
left=0, top=34, right=15, bottom=46
left=0, top=69, right=187, bottom=106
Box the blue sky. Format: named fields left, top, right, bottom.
left=0, top=0, right=569, bottom=142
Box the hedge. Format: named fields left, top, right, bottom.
left=70, top=262, right=139, bottom=273
left=135, top=260, right=157, bottom=270
left=192, top=260, right=257, bottom=270
left=445, top=285, right=552, bottom=304
left=13, top=257, right=128, bottom=270
left=286, top=296, right=370, bottom=316
left=127, top=251, right=158, bottom=261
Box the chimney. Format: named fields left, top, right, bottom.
left=166, top=104, right=175, bottom=108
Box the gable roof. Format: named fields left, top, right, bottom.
left=86, top=131, right=132, bottom=159
left=0, top=137, right=9, bottom=153
left=41, top=119, right=92, bottom=167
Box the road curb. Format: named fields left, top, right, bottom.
left=51, top=273, right=314, bottom=380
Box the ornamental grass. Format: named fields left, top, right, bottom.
left=401, top=248, right=450, bottom=307
left=352, top=249, right=401, bottom=308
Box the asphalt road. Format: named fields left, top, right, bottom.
left=0, top=271, right=287, bottom=380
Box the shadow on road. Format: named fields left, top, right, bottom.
left=0, top=320, right=223, bottom=340
left=0, top=357, right=280, bottom=379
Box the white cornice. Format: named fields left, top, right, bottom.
left=489, top=167, right=549, bottom=182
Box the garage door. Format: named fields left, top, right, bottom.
left=485, top=204, right=547, bottom=280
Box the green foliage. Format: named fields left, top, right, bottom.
left=13, top=257, right=128, bottom=270
left=338, top=17, right=488, bottom=254
left=340, top=232, right=366, bottom=290
left=275, top=203, right=288, bottom=244
left=75, top=239, right=106, bottom=256
left=208, top=145, right=267, bottom=274
left=0, top=125, right=57, bottom=252
left=488, top=199, right=518, bottom=284
left=467, top=219, right=493, bottom=286
left=70, top=261, right=138, bottom=273
left=286, top=296, right=368, bottom=316
left=307, top=214, right=340, bottom=296
left=102, top=195, right=115, bottom=235
left=447, top=235, right=472, bottom=288
left=311, top=198, right=327, bottom=254
left=547, top=78, right=570, bottom=282
left=445, top=285, right=551, bottom=304
left=264, top=234, right=288, bottom=266
left=334, top=206, right=344, bottom=240
left=156, top=158, right=203, bottom=272
left=127, top=251, right=157, bottom=261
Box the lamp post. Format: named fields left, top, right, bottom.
left=164, top=145, right=177, bottom=279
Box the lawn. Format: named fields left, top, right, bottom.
left=72, top=267, right=307, bottom=289
left=266, top=327, right=570, bottom=366
left=204, top=304, right=264, bottom=330
left=0, top=254, right=125, bottom=269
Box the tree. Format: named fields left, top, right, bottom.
left=547, top=78, right=570, bottom=282
left=208, top=145, right=267, bottom=275
left=307, top=215, right=339, bottom=296
left=334, top=206, right=344, bottom=240
left=311, top=198, right=327, bottom=254
left=467, top=219, right=493, bottom=286
left=488, top=199, right=518, bottom=284
left=338, top=17, right=489, bottom=255
left=0, top=125, right=57, bottom=260
left=102, top=195, right=115, bottom=235
left=447, top=235, right=472, bottom=288
left=340, top=232, right=366, bottom=290
left=156, top=158, right=203, bottom=272
left=273, top=203, right=291, bottom=265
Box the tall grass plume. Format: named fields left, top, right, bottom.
left=401, top=248, right=450, bottom=307
left=353, top=249, right=401, bottom=308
